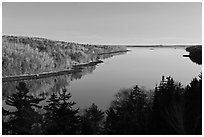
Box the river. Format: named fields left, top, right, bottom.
left=2, top=47, right=202, bottom=110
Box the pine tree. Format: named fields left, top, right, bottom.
left=150, top=76, right=185, bottom=134
left=184, top=74, right=202, bottom=134
left=42, top=88, right=80, bottom=134
left=81, top=103, right=104, bottom=135
left=2, top=82, right=44, bottom=135
left=104, top=107, right=119, bottom=134
left=104, top=86, right=147, bottom=134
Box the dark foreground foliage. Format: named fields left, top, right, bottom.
left=2, top=74, right=202, bottom=135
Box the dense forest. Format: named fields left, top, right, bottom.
left=2, top=74, right=202, bottom=135
left=2, top=35, right=126, bottom=77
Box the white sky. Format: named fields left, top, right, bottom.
left=2, top=2, right=202, bottom=45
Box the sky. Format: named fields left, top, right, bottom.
left=2, top=2, right=202, bottom=45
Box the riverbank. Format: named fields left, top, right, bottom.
left=126, top=45, right=193, bottom=48
left=2, top=68, right=82, bottom=83
left=2, top=35, right=127, bottom=77
left=2, top=48, right=130, bottom=82
left=72, top=60, right=103, bottom=69
left=98, top=50, right=130, bottom=55
left=2, top=60, right=105, bottom=82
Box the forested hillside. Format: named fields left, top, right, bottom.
left=2, top=35, right=126, bottom=77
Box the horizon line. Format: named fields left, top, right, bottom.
left=2, top=34, right=202, bottom=46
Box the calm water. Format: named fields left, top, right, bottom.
left=2, top=47, right=202, bottom=110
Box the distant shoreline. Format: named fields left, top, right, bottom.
left=98, top=50, right=130, bottom=55
left=126, top=45, right=199, bottom=48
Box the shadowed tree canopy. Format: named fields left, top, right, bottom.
left=2, top=74, right=202, bottom=135
left=42, top=88, right=80, bottom=135
left=80, top=103, right=104, bottom=135
left=3, top=82, right=44, bottom=135
left=104, top=85, right=149, bottom=134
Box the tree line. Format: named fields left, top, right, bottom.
left=2, top=74, right=202, bottom=135
left=2, top=35, right=126, bottom=77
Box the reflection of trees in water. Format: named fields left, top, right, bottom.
left=99, top=52, right=127, bottom=60
left=71, top=66, right=96, bottom=80
left=3, top=76, right=70, bottom=99
left=3, top=65, right=97, bottom=104
left=2, top=74, right=202, bottom=135
left=2, top=52, right=125, bottom=100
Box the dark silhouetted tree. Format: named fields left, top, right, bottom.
left=2, top=82, right=44, bottom=135
left=80, top=103, right=104, bottom=135
left=184, top=73, right=202, bottom=134
left=2, top=108, right=12, bottom=135
left=149, top=76, right=186, bottom=135
left=42, top=88, right=80, bottom=134
left=104, top=86, right=148, bottom=134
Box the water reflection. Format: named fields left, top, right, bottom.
left=2, top=52, right=127, bottom=110
left=3, top=48, right=201, bottom=111
left=2, top=48, right=202, bottom=135
left=3, top=75, right=202, bottom=135
left=3, top=65, right=96, bottom=98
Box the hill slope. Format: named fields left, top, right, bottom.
left=2, top=35, right=126, bottom=77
